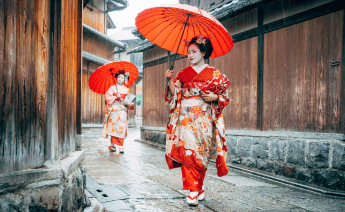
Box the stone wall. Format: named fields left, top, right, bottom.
left=227, top=131, right=345, bottom=191
left=140, top=126, right=345, bottom=191
left=0, top=150, right=85, bottom=212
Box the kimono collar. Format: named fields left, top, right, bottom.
left=191, top=64, right=209, bottom=74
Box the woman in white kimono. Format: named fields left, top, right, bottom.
left=101, top=70, right=134, bottom=153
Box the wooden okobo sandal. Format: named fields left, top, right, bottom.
left=108, top=146, right=116, bottom=152
left=187, top=192, right=198, bottom=206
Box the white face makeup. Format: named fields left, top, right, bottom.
left=187, top=44, right=205, bottom=65
left=117, top=74, right=125, bottom=85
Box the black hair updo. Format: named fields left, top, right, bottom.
left=188, top=36, right=213, bottom=60
left=115, top=70, right=125, bottom=79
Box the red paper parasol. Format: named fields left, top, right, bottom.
left=88, top=61, right=138, bottom=95
left=136, top=3, right=233, bottom=69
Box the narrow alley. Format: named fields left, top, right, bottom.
left=82, top=126, right=345, bottom=212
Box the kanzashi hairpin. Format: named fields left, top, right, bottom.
left=196, top=35, right=207, bottom=45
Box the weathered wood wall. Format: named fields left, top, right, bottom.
left=263, top=11, right=343, bottom=132
left=0, top=0, right=82, bottom=173
left=51, top=0, right=81, bottom=159
left=0, top=0, right=49, bottom=173
left=83, top=33, right=115, bottom=60
left=143, top=63, right=170, bottom=127
left=83, top=4, right=105, bottom=33
left=128, top=84, right=136, bottom=125
left=210, top=37, right=258, bottom=130
left=141, top=1, right=345, bottom=134
left=81, top=65, right=106, bottom=124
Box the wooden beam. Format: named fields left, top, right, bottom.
left=232, top=28, right=258, bottom=43
left=143, top=56, right=168, bottom=69
left=256, top=0, right=264, bottom=131
left=76, top=0, right=83, bottom=134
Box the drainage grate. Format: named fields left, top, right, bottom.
left=86, top=174, right=129, bottom=203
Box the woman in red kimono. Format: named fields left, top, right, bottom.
left=165, top=35, right=230, bottom=206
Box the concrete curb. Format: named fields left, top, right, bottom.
left=84, top=190, right=105, bottom=212
left=134, top=138, right=345, bottom=198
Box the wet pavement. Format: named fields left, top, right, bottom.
left=82, top=126, right=345, bottom=212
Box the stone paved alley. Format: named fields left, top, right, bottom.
left=82, top=126, right=345, bottom=212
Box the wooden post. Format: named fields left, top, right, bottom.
left=341, top=9, right=345, bottom=134
left=86, top=62, right=90, bottom=124
left=46, top=0, right=57, bottom=160
left=256, top=0, right=264, bottom=131
left=76, top=0, right=83, bottom=134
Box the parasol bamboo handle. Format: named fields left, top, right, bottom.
left=166, top=14, right=192, bottom=90
left=166, top=65, right=174, bottom=84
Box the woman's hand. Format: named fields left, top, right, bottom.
left=166, top=70, right=175, bottom=95
left=126, top=102, right=134, bottom=107
left=166, top=70, right=174, bottom=78
left=201, top=91, right=218, bottom=102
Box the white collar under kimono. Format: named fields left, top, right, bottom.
left=191, top=64, right=209, bottom=74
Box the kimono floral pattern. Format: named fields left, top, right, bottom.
left=164, top=65, right=230, bottom=177
left=101, top=85, right=134, bottom=139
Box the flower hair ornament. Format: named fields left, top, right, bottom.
left=196, top=35, right=207, bottom=45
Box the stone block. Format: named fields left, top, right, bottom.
left=141, top=130, right=146, bottom=140
left=295, top=167, right=313, bottom=182
left=60, top=150, right=85, bottom=178
left=0, top=192, right=29, bottom=212
left=330, top=142, right=345, bottom=171
left=229, top=155, right=241, bottom=164
left=0, top=168, right=62, bottom=195
left=157, top=132, right=166, bottom=144
left=256, top=159, right=274, bottom=172
left=252, top=138, right=268, bottom=159
left=256, top=159, right=267, bottom=170
left=266, top=161, right=275, bottom=173
left=273, top=161, right=284, bottom=175
left=61, top=170, right=84, bottom=212
left=268, top=139, right=286, bottom=162
left=313, top=169, right=343, bottom=190
left=236, top=137, right=252, bottom=157
left=305, top=141, right=330, bottom=169
left=226, top=136, right=237, bottom=155
left=142, top=130, right=150, bottom=141
left=30, top=185, right=61, bottom=211
left=146, top=131, right=166, bottom=144
left=286, top=140, right=305, bottom=166
left=150, top=131, right=158, bottom=143
left=241, top=157, right=256, bottom=168
left=281, top=164, right=295, bottom=178
left=338, top=172, right=345, bottom=191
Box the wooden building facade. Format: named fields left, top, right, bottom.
left=81, top=0, right=130, bottom=125
left=0, top=0, right=83, bottom=172
left=140, top=0, right=345, bottom=134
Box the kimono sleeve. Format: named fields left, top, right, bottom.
left=105, top=86, right=116, bottom=106
left=213, top=73, right=230, bottom=115
left=127, top=90, right=135, bottom=111
left=164, top=71, right=183, bottom=104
